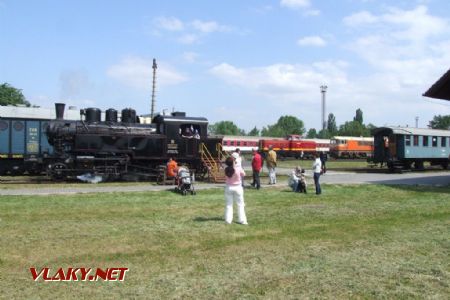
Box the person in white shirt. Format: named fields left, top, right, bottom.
left=312, top=154, right=322, bottom=195
left=231, top=148, right=242, bottom=168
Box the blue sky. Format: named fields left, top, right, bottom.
left=1, top=0, right=450, bottom=132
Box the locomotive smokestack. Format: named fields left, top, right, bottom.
left=55, top=103, right=66, bottom=120
left=151, top=58, right=157, bottom=120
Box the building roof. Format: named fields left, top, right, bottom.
left=423, top=69, right=450, bottom=100
left=0, top=105, right=80, bottom=120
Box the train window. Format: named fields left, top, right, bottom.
left=432, top=136, right=438, bottom=147
left=243, top=142, right=247, bottom=146
left=0, top=120, right=8, bottom=131
left=441, top=137, right=446, bottom=147
left=237, top=141, right=241, bottom=146
left=180, top=124, right=201, bottom=138
left=413, top=135, right=419, bottom=146
left=422, top=136, right=429, bottom=147
left=13, top=121, right=24, bottom=131
left=405, top=135, right=411, bottom=146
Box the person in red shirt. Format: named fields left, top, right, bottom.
left=251, top=149, right=263, bottom=189
left=166, top=158, right=178, bottom=178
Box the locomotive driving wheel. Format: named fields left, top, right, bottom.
left=51, top=162, right=68, bottom=180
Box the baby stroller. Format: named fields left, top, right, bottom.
left=175, top=167, right=196, bottom=195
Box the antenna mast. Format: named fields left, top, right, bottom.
left=320, top=85, right=328, bottom=131
left=151, top=58, right=157, bottom=120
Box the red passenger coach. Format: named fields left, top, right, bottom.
left=222, top=136, right=259, bottom=152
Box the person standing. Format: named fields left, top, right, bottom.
left=224, top=156, right=248, bottom=225
left=231, top=148, right=242, bottom=168
left=232, top=148, right=244, bottom=187
left=319, top=151, right=327, bottom=174
left=312, top=154, right=322, bottom=195
left=266, top=145, right=277, bottom=184
left=251, top=149, right=262, bottom=189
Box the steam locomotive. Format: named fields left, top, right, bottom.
left=46, top=103, right=216, bottom=181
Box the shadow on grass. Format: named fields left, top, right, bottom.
left=193, top=216, right=224, bottom=222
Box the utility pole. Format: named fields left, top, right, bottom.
left=320, top=85, right=328, bottom=131
left=151, top=58, right=157, bottom=120
left=415, top=116, right=419, bottom=128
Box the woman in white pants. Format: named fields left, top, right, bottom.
left=224, top=156, right=248, bottom=225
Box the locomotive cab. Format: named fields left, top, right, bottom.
left=153, top=113, right=208, bottom=158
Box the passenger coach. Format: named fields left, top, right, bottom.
left=372, top=126, right=450, bottom=170
left=0, top=105, right=79, bottom=174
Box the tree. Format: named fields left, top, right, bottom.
left=306, top=128, right=318, bottom=138
left=429, top=115, right=450, bottom=130
left=318, top=129, right=331, bottom=139
left=353, top=108, right=363, bottom=124
left=338, top=120, right=370, bottom=137
left=261, top=124, right=284, bottom=137
left=247, top=126, right=260, bottom=136
left=208, top=121, right=243, bottom=135
left=0, top=83, right=30, bottom=106
left=327, top=113, right=338, bottom=135
left=261, top=115, right=305, bottom=137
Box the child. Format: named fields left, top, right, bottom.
left=296, top=169, right=307, bottom=193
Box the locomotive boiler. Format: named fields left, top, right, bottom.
left=46, top=103, right=210, bottom=181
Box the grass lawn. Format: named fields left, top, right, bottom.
left=0, top=185, right=449, bottom=299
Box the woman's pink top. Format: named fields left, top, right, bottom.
left=225, top=166, right=246, bottom=186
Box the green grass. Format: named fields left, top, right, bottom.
left=1, top=185, right=449, bottom=299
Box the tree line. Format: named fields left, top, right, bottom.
left=210, top=107, right=450, bottom=137
left=209, top=109, right=376, bottom=138
left=1, top=82, right=449, bottom=133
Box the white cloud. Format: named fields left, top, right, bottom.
left=344, top=6, right=447, bottom=41
left=154, top=16, right=184, bottom=31
left=152, top=16, right=234, bottom=44
left=297, top=36, right=326, bottom=47
left=191, top=20, right=230, bottom=33
left=280, top=0, right=310, bottom=9
left=107, top=56, right=188, bottom=90
left=304, top=9, right=320, bottom=16
left=343, top=11, right=377, bottom=26
left=209, top=61, right=348, bottom=98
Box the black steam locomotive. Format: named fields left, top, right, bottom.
left=46, top=103, right=216, bottom=181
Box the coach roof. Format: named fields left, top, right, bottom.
left=372, top=126, right=450, bottom=137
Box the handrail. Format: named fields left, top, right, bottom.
left=215, top=143, right=229, bottom=161
left=199, top=143, right=225, bottom=182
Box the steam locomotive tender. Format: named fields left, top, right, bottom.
left=46, top=103, right=209, bottom=180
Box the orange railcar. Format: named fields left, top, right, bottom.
left=330, top=136, right=374, bottom=158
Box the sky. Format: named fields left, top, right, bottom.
left=1, top=0, right=450, bottom=132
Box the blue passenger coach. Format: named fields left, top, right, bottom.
left=372, top=126, right=450, bottom=170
